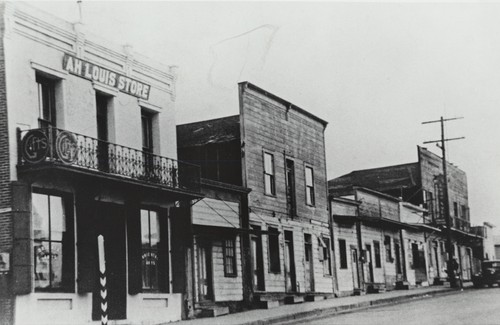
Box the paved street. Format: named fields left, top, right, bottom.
left=285, top=288, right=500, bottom=325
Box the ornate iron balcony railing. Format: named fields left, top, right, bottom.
left=18, top=128, right=200, bottom=193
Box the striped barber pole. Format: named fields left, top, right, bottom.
left=98, top=235, right=108, bottom=325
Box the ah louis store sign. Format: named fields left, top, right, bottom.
left=63, top=54, right=151, bottom=100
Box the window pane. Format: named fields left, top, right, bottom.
left=142, top=251, right=151, bottom=288
left=264, top=175, right=272, bottom=194
left=33, top=193, right=49, bottom=240
left=50, top=242, right=63, bottom=288
left=149, top=211, right=160, bottom=248
left=306, top=189, right=312, bottom=205
left=305, top=167, right=313, bottom=186
left=50, top=196, right=66, bottom=241
left=264, top=153, right=273, bottom=173
left=34, top=242, right=50, bottom=289
left=141, top=210, right=150, bottom=246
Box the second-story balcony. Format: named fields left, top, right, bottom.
left=17, top=127, right=201, bottom=195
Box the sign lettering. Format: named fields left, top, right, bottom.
left=22, top=130, right=49, bottom=163
left=63, top=54, right=151, bottom=100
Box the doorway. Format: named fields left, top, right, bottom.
left=196, top=238, right=213, bottom=301
left=304, top=234, right=314, bottom=292
left=250, top=225, right=265, bottom=291
left=350, top=246, right=360, bottom=289
left=365, top=244, right=374, bottom=283
left=284, top=231, right=296, bottom=292
left=96, top=93, right=110, bottom=172
left=92, top=202, right=126, bottom=320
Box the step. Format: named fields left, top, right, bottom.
left=284, top=295, right=304, bottom=304
left=198, top=306, right=229, bottom=318
left=258, top=300, right=280, bottom=309
left=395, top=281, right=410, bottom=290
left=304, top=295, right=326, bottom=302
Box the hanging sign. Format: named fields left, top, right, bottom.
left=63, top=54, right=151, bottom=100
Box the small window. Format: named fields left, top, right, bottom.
left=33, top=191, right=74, bottom=292
left=321, top=237, right=332, bottom=276
left=36, top=74, right=57, bottom=128
left=223, top=238, right=237, bottom=277
left=339, top=239, right=347, bottom=269
left=264, top=152, right=275, bottom=195
left=384, top=236, right=392, bottom=262
left=268, top=227, right=280, bottom=273
left=305, top=166, right=315, bottom=206
left=461, top=205, right=467, bottom=220
left=374, top=241, right=381, bottom=268
left=141, top=209, right=160, bottom=291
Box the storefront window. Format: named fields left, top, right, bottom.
left=33, top=192, right=73, bottom=291
left=141, top=209, right=160, bottom=290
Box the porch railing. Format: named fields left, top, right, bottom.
left=18, top=127, right=200, bottom=192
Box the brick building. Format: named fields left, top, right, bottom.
left=329, top=146, right=483, bottom=284
left=178, top=82, right=333, bottom=308
left=0, top=3, right=201, bottom=324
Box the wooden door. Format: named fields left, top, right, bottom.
left=196, top=239, right=213, bottom=301
left=351, top=247, right=360, bottom=289
left=250, top=226, right=265, bottom=291
left=365, top=244, right=374, bottom=283
left=92, top=203, right=126, bottom=320
left=304, top=234, right=314, bottom=292
left=284, top=231, right=296, bottom=292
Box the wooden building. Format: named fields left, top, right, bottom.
left=329, top=146, right=484, bottom=285
left=178, top=82, right=333, bottom=309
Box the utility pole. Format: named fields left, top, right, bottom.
left=422, top=116, right=464, bottom=288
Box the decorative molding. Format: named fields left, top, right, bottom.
left=30, top=61, right=68, bottom=79
left=137, top=99, right=162, bottom=112
left=92, top=82, right=118, bottom=97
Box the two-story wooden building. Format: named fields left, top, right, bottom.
left=178, top=82, right=333, bottom=308
left=329, top=146, right=482, bottom=285
left=0, top=3, right=201, bottom=324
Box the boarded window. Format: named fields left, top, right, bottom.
left=264, top=152, right=275, bottom=195
left=223, top=238, right=237, bottom=277
left=374, top=241, right=381, bottom=268
left=339, top=239, right=347, bottom=269
left=268, top=227, right=280, bottom=273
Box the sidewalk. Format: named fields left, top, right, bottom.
left=173, top=284, right=471, bottom=325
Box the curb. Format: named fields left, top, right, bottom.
left=240, top=288, right=465, bottom=325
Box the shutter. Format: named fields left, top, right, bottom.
left=127, top=200, right=142, bottom=295
left=76, top=191, right=96, bottom=293
left=158, top=208, right=169, bottom=293
left=12, top=181, right=32, bottom=295
left=170, top=206, right=191, bottom=294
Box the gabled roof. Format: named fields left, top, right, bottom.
left=329, top=162, right=420, bottom=196
left=177, top=115, right=240, bottom=148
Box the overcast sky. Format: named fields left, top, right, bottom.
left=28, top=1, right=500, bottom=230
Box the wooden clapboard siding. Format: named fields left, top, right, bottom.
left=361, top=224, right=387, bottom=284
left=357, top=191, right=399, bottom=221
left=312, top=232, right=334, bottom=293
left=333, top=221, right=358, bottom=292
left=212, top=237, right=243, bottom=302
left=241, top=86, right=328, bottom=223
left=192, top=198, right=240, bottom=228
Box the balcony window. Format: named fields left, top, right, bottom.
left=33, top=191, right=74, bottom=292
left=36, top=74, right=57, bottom=128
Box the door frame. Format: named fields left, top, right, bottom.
left=284, top=230, right=296, bottom=293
